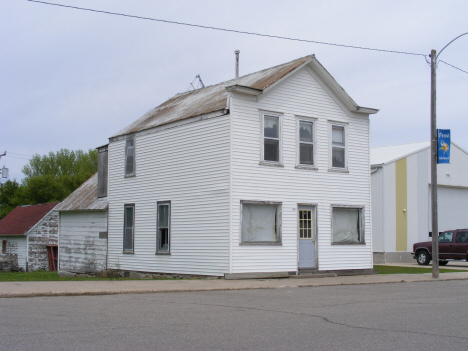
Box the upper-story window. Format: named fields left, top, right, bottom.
left=331, top=125, right=346, bottom=169
left=261, top=113, right=282, bottom=165
left=298, top=119, right=315, bottom=166
left=125, top=137, right=136, bottom=176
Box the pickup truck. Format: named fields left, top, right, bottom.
left=412, top=229, right=468, bottom=265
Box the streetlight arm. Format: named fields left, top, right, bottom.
left=437, top=32, right=468, bottom=59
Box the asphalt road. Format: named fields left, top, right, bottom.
left=1, top=280, right=467, bottom=351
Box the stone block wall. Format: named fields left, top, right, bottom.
left=28, top=211, right=58, bottom=271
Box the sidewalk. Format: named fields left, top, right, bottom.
left=1, top=270, right=468, bottom=298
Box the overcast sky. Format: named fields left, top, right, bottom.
left=2, top=0, right=467, bottom=181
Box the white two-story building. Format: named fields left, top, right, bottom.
left=106, top=55, right=378, bottom=277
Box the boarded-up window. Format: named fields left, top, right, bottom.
left=2, top=240, right=6, bottom=254
left=125, top=137, right=135, bottom=176
left=332, top=207, right=364, bottom=244
left=241, top=202, right=281, bottom=243
left=123, top=204, right=135, bottom=252
left=157, top=202, right=171, bottom=254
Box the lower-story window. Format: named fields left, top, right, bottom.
left=241, top=201, right=281, bottom=244
left=157, top=201, right=171, bottom=254
left=123, top=204, right=135, bottom=252
left=332, top=206, right=364, bottom=244
left=2, top=240, right=7, bottom=254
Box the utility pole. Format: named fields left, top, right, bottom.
left=430, top=32, right=467, bottom=279
left=430, top=49, right=439, bottom=278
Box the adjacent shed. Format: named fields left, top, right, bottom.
left=0, top=202, right=59, bottom=271
left=371, top=141, right=468, bottom=263
left=56, top=169, right=108, bottom=274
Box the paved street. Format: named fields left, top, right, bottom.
left=1, top=280, right=467, bottom=350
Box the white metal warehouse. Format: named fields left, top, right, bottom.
left=371, top=141, right=468, bottom=263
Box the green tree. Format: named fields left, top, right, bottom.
left=21, top=148, right=98, bottom=205
left=0, top=180, right=25, bottom=219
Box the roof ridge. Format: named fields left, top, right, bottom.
left=172, top=55, right=314, bottom=98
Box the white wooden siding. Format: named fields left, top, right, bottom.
left=59, top=211, right=108, bottom=273
left=107, top=115, right=230, bottom=276
left=0, top=236, right=27, bottom=269
left=230, top=67, right=373, bottom=272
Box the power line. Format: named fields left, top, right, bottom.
left=27, top=0, right=426, bottom=57
left=26, top=0, right=468, bottom=75
left=439, top=60, right=468, bottom=74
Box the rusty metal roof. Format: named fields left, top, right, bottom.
left=112, top=55, right=313, bottom=138
left=55, top=173, right=108, bottom=212
left=0, top=202, right=59, bottom=236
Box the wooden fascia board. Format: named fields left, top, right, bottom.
left=225, top=85, right=263, bottom=95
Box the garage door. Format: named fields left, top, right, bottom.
left=437, top=187, right=468, bottom=231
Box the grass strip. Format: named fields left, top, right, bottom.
left=374, top=265, right=468, bottom=274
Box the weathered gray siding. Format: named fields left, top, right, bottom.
left=107, top=115, right=230, bottom=276
left=59, top=211, right=108, bottom=273
left=27, top=210, right=58, bottom=271
left=230, top=67, right=373, bottom=273
left=0, top=236, right=27, bottom=269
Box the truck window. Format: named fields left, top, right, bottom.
left=438, top=232, right=453, bottom=243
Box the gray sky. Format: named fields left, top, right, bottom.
left=2, top=0, right=467, bottom=181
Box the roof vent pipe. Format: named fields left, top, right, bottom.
left=234, top=50, right=240, bottom=78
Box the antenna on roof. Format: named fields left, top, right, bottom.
left=196, top=75, right=205, bottom=88
left=186, top=75, right=205, bottom=92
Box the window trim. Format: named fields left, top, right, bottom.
left=296, top=116, right=317, bottom=170
left=123, top=204, right=135, bottom=253
left=331, top=205, right=365, bottom=245
left=156, top=201, right=171, bottom=255
left=260, top=111, right=283, bottom=167
left=329, top=123, right=348, bottom=172
left=240, top=200, right=282, bottom=246
left=124, top=135, right=136, bottom=177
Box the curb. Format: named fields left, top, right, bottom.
left=1, top=273, right=468, bottom=298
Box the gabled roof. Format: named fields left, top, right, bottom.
left=0, top=202, right=59, bottom=236
left=55, top=173, right=108, bottom=212
left=112, top=55, right=378, bottom=138
left=371, top=141, right=431, bottom=165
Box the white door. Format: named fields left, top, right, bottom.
left=298, top=206, right=316, bottom=268
left=437, top=187, right=468, bottom=231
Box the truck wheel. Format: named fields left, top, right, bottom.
left=439, top=260, right=449, bottom=266
left=417, top=250, right=430, bottom=265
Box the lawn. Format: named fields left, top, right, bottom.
left=0, top=270, right=186, bottom=282
left=374, top=265, right=468, bottom=274
left=1, top=266, right=467, bottom=281
left=0, top=271, right=116, bottom=282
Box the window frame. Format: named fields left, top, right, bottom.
left=260, top=111, right=283, bottom=167
left=123, top=204, right=135, bottom=253
left=240, top=200, right=282, bottom=245
left=329, top=123, right=348, bottom=171
left=331, top=205, right=365, bottom=245
left=124, top=135, right=136, bottom=177
left=296, top=116, right=317, bottom=169
left=156, top=201, right=171, bottom=255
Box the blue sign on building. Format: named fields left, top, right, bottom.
left=437, top=129, right=450, bottom=164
